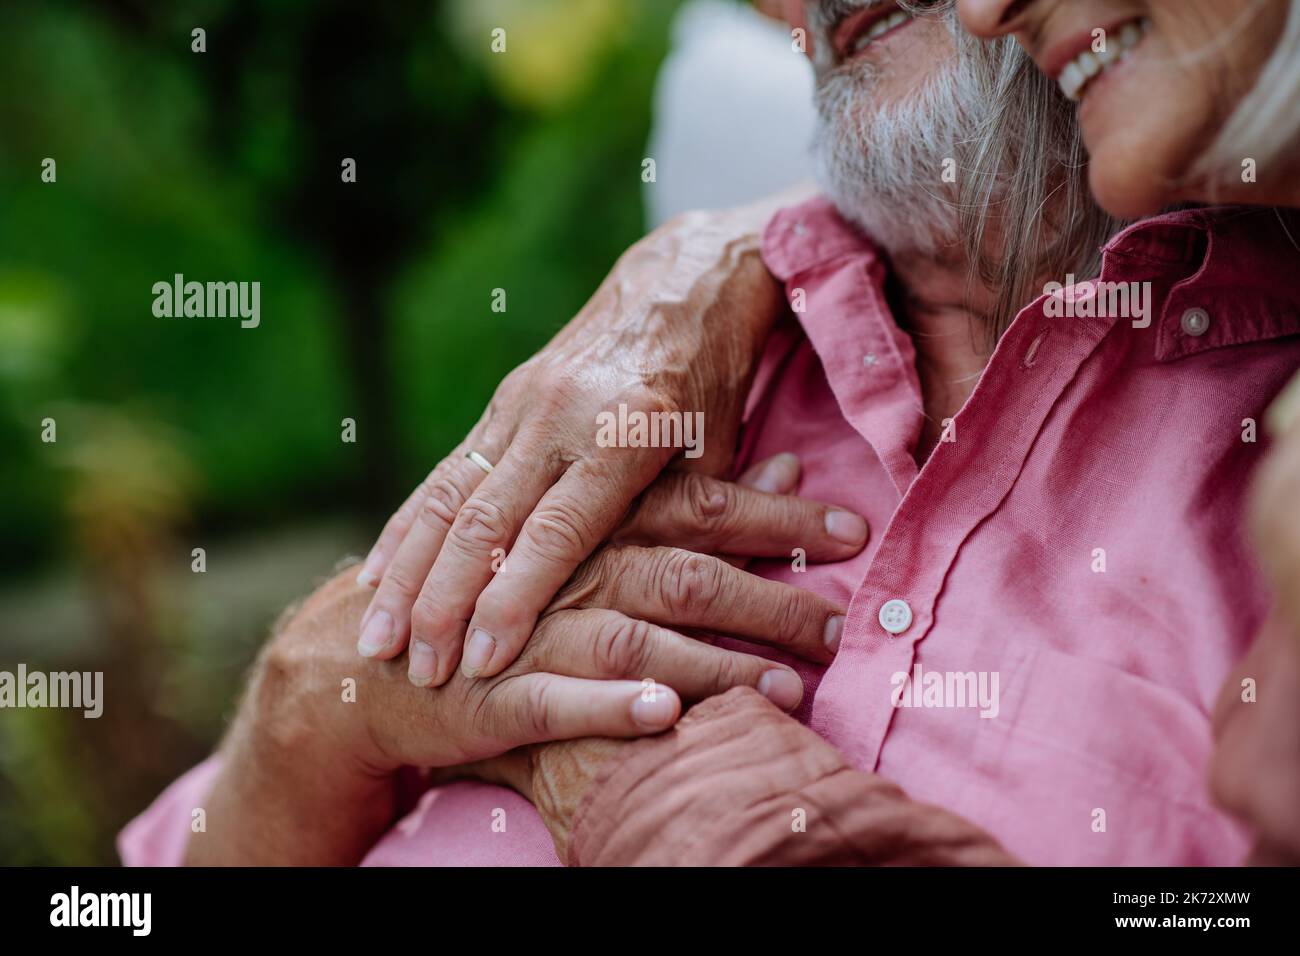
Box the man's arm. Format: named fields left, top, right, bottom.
left=185, top=573, right=417, bottom=865
left=180, top=461, right=864, bottom=865
left=521, top=688, right=1020, bottom=866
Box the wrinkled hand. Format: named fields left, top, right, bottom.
left=372, top=449, right=868, bottom=687
left=355, top=200, right=796, bottom=686
left=265, top=462, right=862, bottom=774
left=423, top=450, right=865, bottom=689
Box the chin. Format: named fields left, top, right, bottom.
left=1087, top=154, right=1172, bottom=220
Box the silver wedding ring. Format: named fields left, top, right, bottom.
left=465, top=450, right=495, bottom=475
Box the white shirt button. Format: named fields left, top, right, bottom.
left=1181, top=307, right=1210, bottom=337
left=879, top=599, right=913, bottom=635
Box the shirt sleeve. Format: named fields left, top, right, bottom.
left=117, top=756, right=223, bottom=866
left=567, top=687, right=1020, bottom=866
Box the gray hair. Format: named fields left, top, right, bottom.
left=810, top=0, right=1121, bottom=343
left=1191, top=0, right=1300, bottom=198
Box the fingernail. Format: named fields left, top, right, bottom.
left=461, top=628, right=496, bottom=677
left=824, top=615, right=845, bottom=655
left=408, top=640, right=439, bottom=686
left=357, top=611, right=393, bottom=658
left=630, top=688, right=677, bottom=729
left=758, top=669, right=803, bottom=711
left=1266, top=371, right=1300, bottom=436
left=752, top=453, right=800, bottom=494
left=825, top=510, right=868, bottom=546
left=355, top=551, right=383, bottom=588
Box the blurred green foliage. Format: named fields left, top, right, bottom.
left=0, top=0, right=680, bottom=864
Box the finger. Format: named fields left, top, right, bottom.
left=489, top=674, right=682, bottom=746
left=576, top=546, right=845, bottom=663
left=464, top=447, right=674, bottom=680
left=358, top=443, right=498, bottom=661
left=357, top=419, right=495, bottom=587
left=614, top=471, right=868, bottom=562
left=736, top=452, right=802, bottom=494
left=529, top=608, right=804, bottom=710
left=718, top=452, right=803, bottom=568
left=356, top=478, right=430, bottom=588
left=408, top=438, right=562, bottom=684
left=359, top=382, right=521, bottom=585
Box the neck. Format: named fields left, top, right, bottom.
left=887, top=246, right=997, bottom=461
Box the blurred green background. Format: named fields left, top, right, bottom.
left=0, top=0, right=681, bottom=864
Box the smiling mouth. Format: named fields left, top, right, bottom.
left=837, top=3, right=916, bottom=59
left=1057, top=17, right=1150, bottom=102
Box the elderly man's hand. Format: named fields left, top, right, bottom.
left=354, top=192, right=812, bottom=687
left=298, top=460, right=857, bottom=773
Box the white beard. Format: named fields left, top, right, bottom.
left=811, top=20, right=991, bottom=257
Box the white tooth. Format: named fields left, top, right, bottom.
left=1120, top=22, right=1141, bottom=47
left=1059, top=61, right=1085, bottom=100
left=856, top=9, right=910, bottom=48
left=1078, top=51, right=1101, bottom=77
left=1096, top=43, right=1118, bottom=66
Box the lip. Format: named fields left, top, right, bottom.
left=1077, top=51, right=1136, bottom=122
left=833, top=2, right=910, bottom=60
left=1037, top=14, right=1143, bottom=80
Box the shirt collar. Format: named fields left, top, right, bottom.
left=1100, top=206, right=1300, bottom=362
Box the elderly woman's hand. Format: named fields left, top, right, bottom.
left=355, top=192, right=814, bottom=685
left=379, top=449, right=867, bottom=686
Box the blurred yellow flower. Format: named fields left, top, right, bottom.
left=448, top=0, right=633, bottom=110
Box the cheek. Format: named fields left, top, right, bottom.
left=1082, top=65, right=1218, bottom=217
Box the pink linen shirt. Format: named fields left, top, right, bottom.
left=120, top=200, right=1300, bottom=866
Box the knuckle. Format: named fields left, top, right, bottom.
left=474, top=589, right=527, bottom=632
left=682, top=473, right=731, bottom=533
left=772, top=590, right=818, bottom=646
left=521, top=616, right=568, bottom=673
left=380, top=562, right=423, bottom=599
left=592, top=616, right=656, bottom=677
left=468, top=680, right=502, bottom=738
left=495, top=364, right=533, bottom=401
left=553, top=553, right=606, bottom=610
left=657, top=548, right=723, bottom=616
left=409, top=596, right=450, bottom=643
left=708, top=649, right=748, bottom=691
left=533, top=367, right=582, bottom=409
left=522, top=678, right=558, bottom=740
left=450, top=497, right=512, bottom=552
left=625, top=383, right=680, bottom=419
left=418, top=479, right=462, bottom=531
left=524, top=500, right=594, bottom=561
